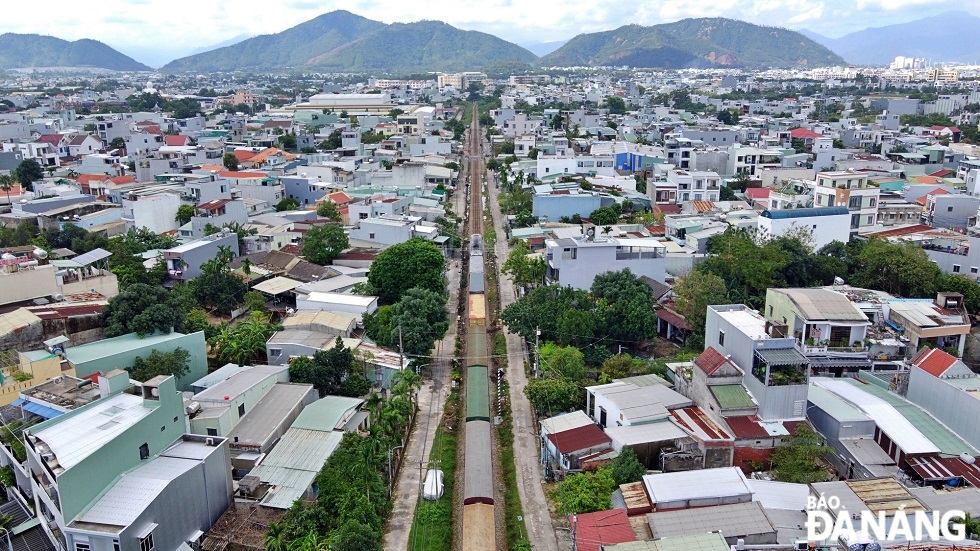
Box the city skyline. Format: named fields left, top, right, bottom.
left=0, top=0, right=974, bottom=68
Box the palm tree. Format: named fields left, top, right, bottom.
left=602, top=226, right=613, bottom=236
left=264, top=523, right=288, bottom=551
left=363, top=392, right=384, bottom=426
left=241, top=257, right=252, bottom=276
left=0, top=174, right=13, bottom=206
left=216, top=245, right=233, bottom=265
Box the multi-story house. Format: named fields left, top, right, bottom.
left=812, top=170, right=880, bottom=237
left=667, top=168, right=722, bottom=203
left=544, top=233, right=666, bottom=290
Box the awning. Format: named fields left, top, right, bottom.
left=907, top=455, right=980, bottom=487
left=755, top=347, right=809, bottom=366
left=252, top=276, right=303, bottom=295
left=10, top=398, right=24, bottom=407
left=71, top=248, right=112, bottom=266
left=50, top=259, right=82, bottom=268
left=21, top=401, right=63, bottom=419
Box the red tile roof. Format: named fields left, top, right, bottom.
left=790, top=128, right=823, bottom=139
left=694, top=346, right=735, bottom=376
left=929, top=169, right=954, bottom=178
left=327, top=191, right=352, bottom=204
left=35, top=134, right=63, bottom=146
left=569, top=510, right=635, bottom=551
left=219, top=170, right=265, bottom=179
left=745, top=187, right=771, bottom=201
left=724, top=416, right=770, bottom=439
left=233, top=150, right=256, bottom=161
left=547, top=423, right=611, bottom=454
left=197, top=199, right=231, bottom=211
left=26, top=303, right=104, bottom=320
left=656, top=204, right=682, bottom=214
left=931, top=125, right=961, bottom=133
left=915, top=188, right=948, bottom=205
left=782, top=420, right=808, bottom=435
left=164, top=135, right=190, bottom=146
left=278, top=244, right=303, bottom=255
left=690, top=200, right=715, bottom=213
left=912, top=347, right=958, bottom=378
left=655, top=308, right=690, bottom=331
left=108, top=176, right=135, bottom=185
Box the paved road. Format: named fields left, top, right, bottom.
left=486, top=163, right=562, bottom=551
left=383, top=161, right=468, bottom=551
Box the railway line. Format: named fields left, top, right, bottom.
left=459, top=105, right=498, bottom=551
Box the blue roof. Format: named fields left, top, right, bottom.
left=10, top=398, right=24, bottom=407
left=761, top=206, right=849, bottom=219
left=21, top=401, right=63, bottom=419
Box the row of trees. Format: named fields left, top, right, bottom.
left=267, top=370, right=422, bottom=551
left=672, top=228, right=980, bottom=347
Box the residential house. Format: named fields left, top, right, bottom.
left=813, top=170, right=880, bottom=237
left=544, top=234, right=666, bottom=290
left=888, top=293, right=970, bottom=356
left=61, top=331, right=208, bottom=391
left=163, top=232, right=240, bottom=281
left=667, top=168, right=722, bottom=203
left=757, top=207, right=851, bottom=250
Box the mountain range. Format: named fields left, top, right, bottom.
left=540, top=18, right=843, bottom=69
left=0, top=33, right=151, bottom=71
left=2, top=11, right=977, bottom=73
left=802, top=11, right=980, bottom=66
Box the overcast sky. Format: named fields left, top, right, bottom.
left=0, top=0, right=971, bottom=68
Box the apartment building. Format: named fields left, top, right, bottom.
left=813, top=170, right=880, bottom=237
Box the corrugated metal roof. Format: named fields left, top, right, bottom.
left=190, top=363, right=248, bottom=390
left=0, top=309, right=41, bottom=337
left=252, top=429, right=344, bottom=508
left=70, top=248, right=112, bottom=266
left=614, top=373, right=672, bottom=388
left=807, top=385, right=872, bottom=423
left=710, top=384, right=755, bottom=409
left=65, top=331, right=196, bottom=366
left=225, top=384, right=314, bottom=449
left=540, top=410, right=593, bottom=435
left=643, top=467, right=750, bottom=506
left=771, top=288, right=869, bottom=322
left=194, top=366, right=288, bottom=402
left=30, top=393, right=152, bottom=470
left=547, top=423, right=611, bottom=454
left=647, top=501, right=773, bottom=538
left=724, top=416, right=770, bottom=439
left=603, top=532, right=730, bottom=551
left=466, top=366, right=490, bottom=422
left=747, top=479, right=809, bottom=511
left=849, top=375, right=977, bottom=456
left=755, top=347, right=809, bottom=366
left=76, top=455, right=196, bottom=525
left=813, top=378, right=941, bottom=455
left=605, top=422, right=687, bottom=447
left=291, top=396, right=363, bottom=432
left=570, top=509, right=635, bottom=551
left=252, top=276, right=303, bottom=295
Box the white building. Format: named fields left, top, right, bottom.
left=813, top=170, right=880, bottom=238
left=757, top=206, right=851, bottom=250
left=545, top=234, right=666, bottom=290
left=667, top=168, right=722, bottom=203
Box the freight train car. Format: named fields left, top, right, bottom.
left=463, top=419, right=494, bottom=505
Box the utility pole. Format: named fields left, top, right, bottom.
left=398, top=324, right=404, bottom=369
left=534, top=327, right=541, bottom=377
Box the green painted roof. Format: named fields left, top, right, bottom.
left=710, top=384, right=756, bottom=409
left=851, top=375, right=978, bottom=456
left=292, top=396, right=364, bottom=432
left=23, top=350, right=54, bottom=362
left=65, top=331, right=192, bottom=365
left=466, top=365, right=490, bottom=422
left=466, top=331, right=486, bottom=366
left=616, top=374, right=671, bottom=388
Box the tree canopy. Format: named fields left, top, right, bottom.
left=128, top=348, right=190, bottom=383
left=288, top=337, right=360, bottom=397
left=14, top=159, right=43, bottom=190
left=588, top=206, right=618, bottom=226
left=367, top=238, right=445, bottom=305
left=552, top=468, right=617, bottom=514
left=771, top=425, right=832, bottom=483
left=101, top=283, right=191, bottom=337
left=302, top=224, right=349, bottom=266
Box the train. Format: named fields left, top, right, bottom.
left=461, top=232, right=496, bottom=551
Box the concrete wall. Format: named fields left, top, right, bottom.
left=925, top=237, right=980, bottom=280
left=70, top=332, right=208, bottom=391
left=757, top=212, right=851, bottom=251
left=532, top=193, right=602, bottom=221
left=0, top=265, right=60, bottom=306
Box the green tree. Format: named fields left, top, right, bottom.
left=389, top=288, right=448, bottom=356
left=0, top=174, right=16, bottom=205
left=852, top=238, right=941, bottom=297
left=182, top=308, right=218, bottom=340
left=317, top=201, right=340, bottom=220
left=609, top=447, right=646, bottom=484
left=128, top=347, right=190, bottom=383
left=332, top=519, right=382, bottom=551
left=552, top=468, right=616, bottom=514
left=367, top=238, right=445, bottom=305
left=502, top=284, right=591, bottom=343
left=591, top=269, right=658, bottom=343
left=302, top=224, right=348, bottom=265
left=14, top=159, right=43, bottom=190
left=540, top=343, right=586, bottom=380
left=524, top=376, right=580, bottom=416
left=109, top=137, right=126, bottom=149
left=770, top=425, right=832, bottom=483
left=599, top=353, right=644, bottom=383
left=210, top=311, right=280, bottom=366
left=673, top=271, right=728, bottom=344
left=276, top=197, right=300, bottom=212
left=243, top=290, right=267, bottom=312
left=363, top=305, right=395, bottom=348
left=223, top=153, right=239, bottom=171
left=101, top=283, right=190, bottom=337
left=192, top=259, right=247, bottom=314
left=502, top=240, right=546, bottom=289
left=588, top=206, right=618, bottom=226
left=175, top=204, right=196, bottom=226
left=605, top=96, right=626, bottom=115
left=288, top=337, right=356, bottom=396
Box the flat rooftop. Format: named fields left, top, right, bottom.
left=64, top=331, right=192, bottom=365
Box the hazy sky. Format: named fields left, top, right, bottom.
left=0, top=0, right=970, bottom=67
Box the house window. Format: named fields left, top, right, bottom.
left=269, top=348, right=281, bottom=358
left=768, top=306, right=773, bottom=316
left=971, top=267, right=978, bottom=274
left=139, top=533, right=154, bottom=551
left=76, top=543, right=90, bottom=551
left=238, top=404, right=246, bottom=417
left=139, top=443, right=149, bottom=460
left=954, top=264, right=961, bottom=273
left=718, top=331, right=725, bottom=346
left=948, top=206, right=954, bottom=212
left=207, top=428, right=218, bottom=436
left=369, top=233, right=375, bottom=240
left=113, top=542, right=120, bottom=551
